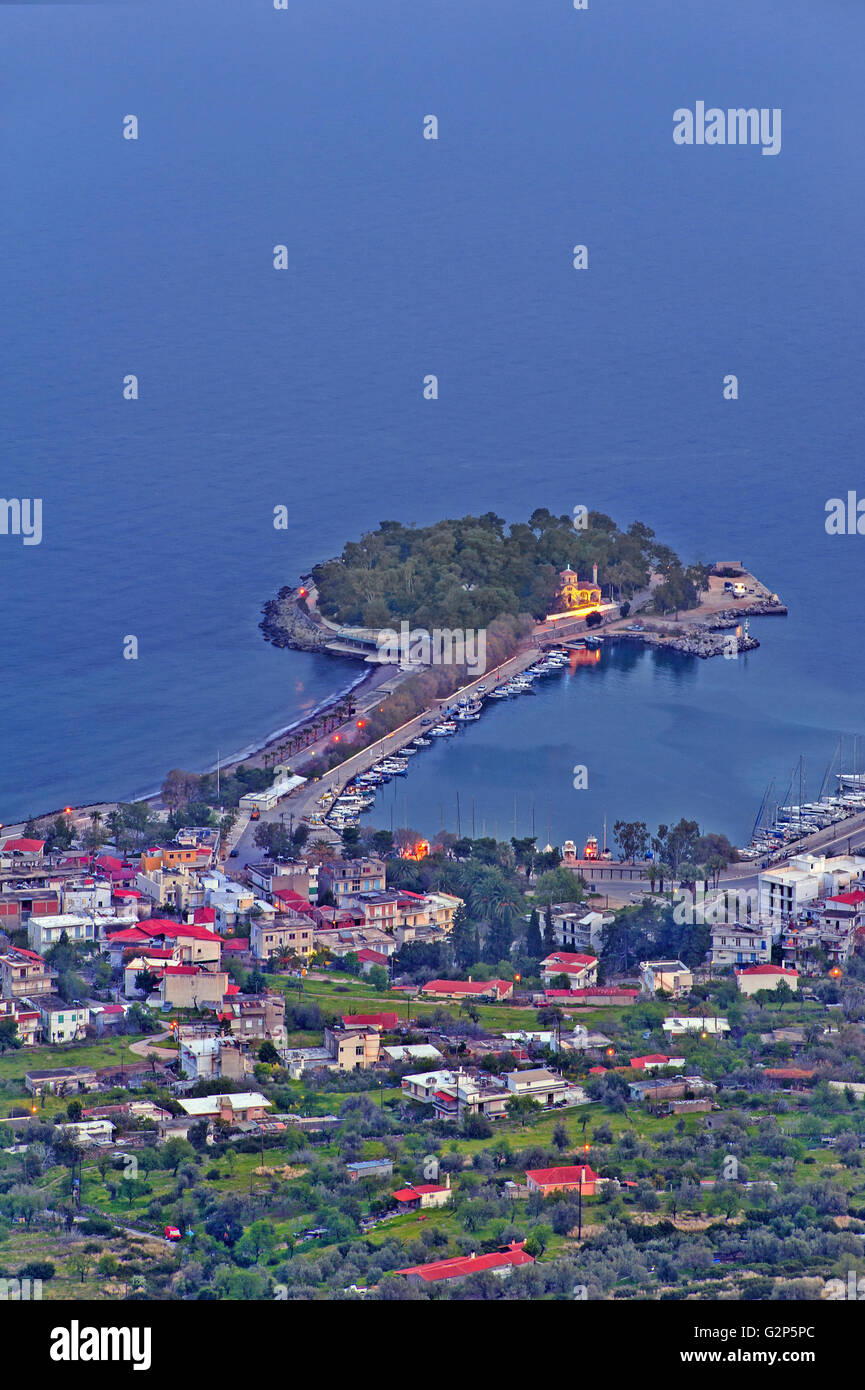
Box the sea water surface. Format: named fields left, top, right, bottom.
left=1, top=0, right=863, bottom=841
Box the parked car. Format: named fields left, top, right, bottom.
left=229, top=849, right=239, bottom=858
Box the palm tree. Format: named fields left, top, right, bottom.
left=106, top=810, right=125, bottom=848
left=656, top=862, right=672, bottom=895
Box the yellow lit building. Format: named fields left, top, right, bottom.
left=558, top=567, right=602, bottom=609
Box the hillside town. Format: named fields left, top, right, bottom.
left=3, top=817, right=865, bottom=1303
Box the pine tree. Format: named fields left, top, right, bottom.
left=485, top=916, right=513, bottom=964
left=451, top=904, right=479, bottom=972
left=526, top=908, right=543, bottom=958
left=543, top=903, right=556, bottom=952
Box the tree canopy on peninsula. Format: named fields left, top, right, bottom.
left=312, top=508, right=682, bottom=629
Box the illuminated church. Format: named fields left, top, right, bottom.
left=558, top=565, right=602, bottom=610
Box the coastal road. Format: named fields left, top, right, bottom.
left=229, top=641, right=562, bottom=866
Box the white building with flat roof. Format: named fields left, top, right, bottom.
left=27, top=913, right=136, bottom=954
left=239, top=774, right=306, bottom=813
left=758, top=854, right=865, bottom=925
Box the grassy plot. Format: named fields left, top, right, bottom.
left=0, top=1036, right=151, bottom=1087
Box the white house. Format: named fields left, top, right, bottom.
left=60, top=882, right=113, bottom=915
left=179, top=1033, right=222, bottom=1081
left=551, top=906, right=613, bottom=953
left=27, top=914, right=99, bottom=953
left=640, top=960, right=693, bottom=998
left=383, top=1044, right=443, bottom=1064
left=38, top=995, right=91, bottom=1044
left=736, top=964, right=799, bottom=996
left=401, top=1069, right=458, bottom=1104
left=540, top=952, right=598, bottom=988
left=662, top=1016, right=730, bottom=1037
left=709, top=923, right=771, bottom=968
left=205, top=878, right=256, bottom=932
left=758, top=854, right=865, bottom=925
left=504, top=1068, right=586, bottom=1107
left=61, top=1119, right=115, bottom=1147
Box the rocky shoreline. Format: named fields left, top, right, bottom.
left=259, top=588, right=338, bottom=654
left=609, top=598, right=789, bottom=661
left=703, top=599, right=788, bottom=629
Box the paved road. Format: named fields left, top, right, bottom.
left=229, top=641, right=560, bottom=868
left=128, top=1030, right=177, bottom=1061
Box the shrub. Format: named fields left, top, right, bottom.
left=79, top=1218, right=116, bottom=1236
left=18, top=1261, right=55, bottom=1281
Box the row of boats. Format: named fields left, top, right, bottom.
left=306, top=646, right=587, bottom=830
left=739, top=774, right=865, bottom=860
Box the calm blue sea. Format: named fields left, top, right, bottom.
left=1, top=0, right=863, bottom=843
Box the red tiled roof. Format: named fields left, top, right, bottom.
left=541, top=952, right=598, bottom=969
left=630, top=1054, right=673, bottom=1068
left=392, top=1184, right=449, bottom=1203
left=174, top=923, right=222, bottom=943
left=421, top=979, right=511, bottom=996
left=221, top=938, right=249, bottom=952
left=193, top=907, right=217, bottom=923
left=1, top=838, right=45, bottom=853
left=526, top=1164, right=598, bottom=1186
left=826, top=891, right=865, bottom=906
left=108, top=927, right=153, bottom=944
left=357, top=949, right=388, bottom=964
left=738, top=964, right=798, bottom=976
left=397, top=1243, right=533, bottom=1282
left=2, top=946, right=45, bottom=963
